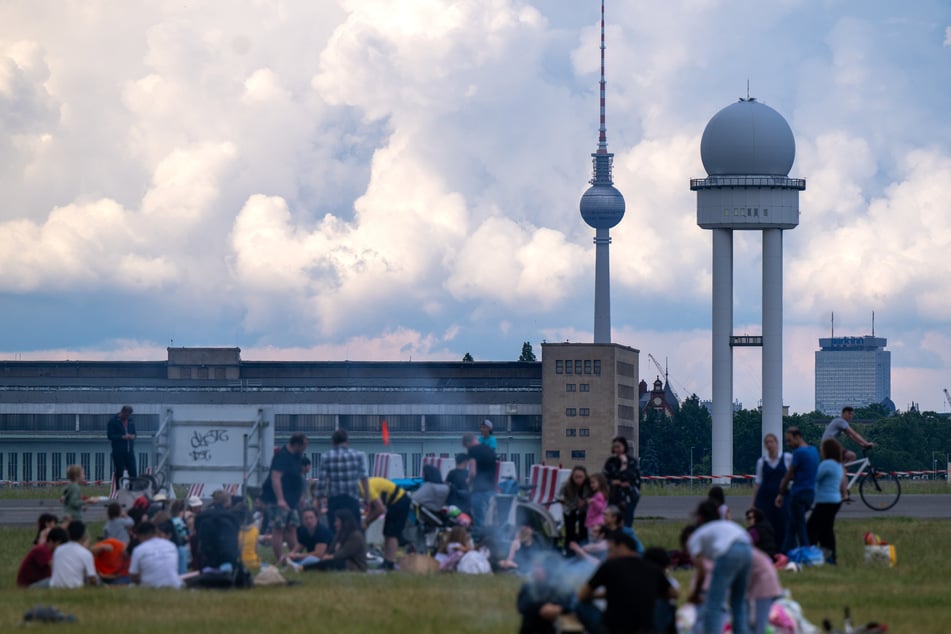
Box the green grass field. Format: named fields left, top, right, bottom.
left=2, top=516, right=950, bottom=633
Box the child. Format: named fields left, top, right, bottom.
left=61, top=464, right=93, bottom=522
left=499, top=525, right=545, bottom=571
left=585, top=473, right=608, bottom=532
left=236, top=503, right=261, bottom=571
left=558, top=466, right=589, bottom=555
left=103, top=503, right=135, bottom=544
left=708, top=485, right=730, bottom=520
left=435, top=525, right=471, bottom=571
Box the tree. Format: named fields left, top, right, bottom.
left=518, top=341, right=537, bottom=362
left=462, top=352, right=474, bottom=363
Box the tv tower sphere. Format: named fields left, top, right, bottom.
left=580, top=182, right=625, bottom=229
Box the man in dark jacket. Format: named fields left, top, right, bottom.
left=107, top=406, right=137, bottom=489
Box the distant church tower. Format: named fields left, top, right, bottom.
left=579, top=0, right=625, bottom=344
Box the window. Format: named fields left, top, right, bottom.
left=180, top=367, right=192, bottom=379
left=764, top=208, right=769, bottom=216
left=566, top=408, right=577, bottom=417
left=215, top=367, right=227, bottom=379
left=66, top=452, right=76, bottom=471
left=565, top=360, right=572, bottom=374
left=22, top=452, right=32, bottom=482
left=593, top=360, right=601, bottom=375
left=37, top=453, right=47, bottom=481
left=579, top=408, right=590, bottom=417
left=80, top=453, right=90, bottom=479
left=580, top=383, right=590, bottom=392
left=555, top=360, right=564, bottom=374
left=566, top=383, right=576, bottom=392
left=571, top=450, right=586, bottom=460
left=579, top=428, right=590, bottom=437
left=545, top=450, right=561, bottom=459
left=584, top=360, right=592, bottom=374
left=8, top=452, right=18, bottom=480
left=94, top=452, right=106, bottom=481
left=196, top=366, right=209, bottom=379
left=52, top=453, right=62, bottom=480
left=565, top=428, right=577, bottom=437
left=574, top=360, right=582, bottom=374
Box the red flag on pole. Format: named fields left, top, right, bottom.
left=381, top=419, right=390, bottom=446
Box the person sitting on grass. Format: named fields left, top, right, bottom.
left=129, top=521, right=183, bottom=588
left=516, top=554, right=576, bottom=634
left=287, top=506, right=333, bottom=569
left=708, top=485, right=731, bottom=520
left=32, top=513, right=58, bottom=545
left=570, top=506, right=643, bottom=561
left=499, top=525, right=547, bottom=571
left=435, top=525, right=472, bottom=572
left=91, top=537, right=131, bottom=585
left=103, top=502, right=135, bottom=545
left=18, top=526, right=68, bottom=588
left=744, top=507, right=779, bottom=559
left=643, top=547, right=680, bottom=634
left=50, top=520, right=98, bottom=588
left=308, top=509, right=367, bottom=572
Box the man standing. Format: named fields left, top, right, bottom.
left=577, top=531, right=672, bottom=634
left=822, top=406, right=874, bottom=463
left=775, top=427, right=819, bottom=552
left=106, top=405, right=136, bottom=489
left=261, top=432, right=309, bottom=562
left=463, top=432, right=496, bottom=530
left=317, top=429, right=369, bottom=536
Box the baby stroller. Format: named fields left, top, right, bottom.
left=405, top=465, right=471, bottom=554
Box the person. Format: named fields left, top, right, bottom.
left=642, top=547, right=679, bottom=634
left=516, top=554, right=575, bottom=634
left=91, top=537, right=131, bottom=585
left=50, top=521, right=98, bottom=588
left=18, top=526, right=68, bottom=588
left=585, top=473, right=609, bottom=532
left=558, top=466, right=589, bottom=555
left=823, top=405, right=873, bottom=500
left=445, top=453, right=471, bottom=513
left=746, top=546, right=783, bottom=634
left=462, top=432, right=496, bottom=530
left=411, top=464, right=451, bottom=512
left=572, top=506, right=643, bottom=560
left=309, top=509, right=367, bottom=572
left=499, top=525, right=547, bottom=571
left=129, top=521, right=183, bottom=588
left=61, top=464, right=93, bottom=522
left=106, top=405, right=137, bottom=489
left=235, top=504, right=261, bottom=571
left=103, top=502, right=134, bottom=544
left=707, top=486, right=730, bottom=520
left=317, top=429, right=369, bottom=537
left=775, top=427, right=819, bottom=553
left=807, top=438, right=845, bottom=565
left=751, top=432, right=792, bottom=550
left=687, top=499, right=753, bottom=634
left=32, top=513, right=58, bottom=545
left=261, top=432, right=308, bottom=562
left=435, top=525, right=472, bottom=571
left=479, top=418, right=498, bottom=450
left=602, top=436, right=641, bottom=527
left=577, top=531, right=672, bottom=634
left=744, top=508, right=779, bottom=559
left=359, top=476, right=411, bottom=570
left=288, top=506, right=333, bottom=568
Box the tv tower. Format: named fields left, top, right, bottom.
left=691, top=97, right=806, bottom=479
left=579, top=0, right=625, bottom=344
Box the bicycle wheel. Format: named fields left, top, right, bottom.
left=859, top=469, right=901, bottom=511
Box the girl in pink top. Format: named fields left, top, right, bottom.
left=585, top=473, right=609, bottom=529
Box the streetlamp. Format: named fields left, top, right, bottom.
left=933, top=451, right=939, bottom=482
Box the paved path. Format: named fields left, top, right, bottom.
left=2, top=494, right=949, bottom=526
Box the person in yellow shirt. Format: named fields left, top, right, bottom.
left=359, top=477, right=410, bottom=570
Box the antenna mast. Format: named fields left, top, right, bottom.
left=597, top=0, right=608, bottom=155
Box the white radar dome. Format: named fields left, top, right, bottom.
left=700, top=99, right=796, bottom=176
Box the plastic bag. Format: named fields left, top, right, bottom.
left=786, top=546, right=825, bottom=566
left=457, top=548, right=492, bottom=574
left=863, top=544, right=896, bottom=567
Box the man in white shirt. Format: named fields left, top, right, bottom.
left=50, top=521, right=98, bottom=588
left=129, top=521, right=183, bottom=588
left=822, top=406, right=874, bottom=463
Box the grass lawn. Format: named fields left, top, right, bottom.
left=2, top=516, right=950, bottom=633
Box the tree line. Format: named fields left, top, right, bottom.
left=639, top=395, right=951, bottom=476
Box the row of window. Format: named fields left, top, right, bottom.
left=564, top=428, right=591, bottom=437
left=565, top=383, right=591, bottom=392
left=555, top=359, right=602, bottom=375
left=545, top=449, right=586, bottom=460
left=1, top=451, right=150, bottom=482
left=724, top=207, right=769, bottom=217
left=565, top=408, right=591, bottom=417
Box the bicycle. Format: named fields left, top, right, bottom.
left=844, top=449, right=901, bottom=511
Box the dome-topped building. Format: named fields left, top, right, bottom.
left=700, top=98, right=795, bottom=177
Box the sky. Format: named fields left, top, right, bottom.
left=1, top=1, right=950, bottom=414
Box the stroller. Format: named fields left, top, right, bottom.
left=186, top=508, right=252, bottom=589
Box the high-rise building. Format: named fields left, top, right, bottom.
left=815, top=336, right=891, bottom=415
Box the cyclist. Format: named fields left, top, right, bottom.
left=822, top=406, right=874, bottom=501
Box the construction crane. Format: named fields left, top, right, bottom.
left=647, top=353, right=680, bottom=404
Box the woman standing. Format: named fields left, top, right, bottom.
left=751, top=433, right=791, bottom=551
left=558, top=466, right=589, bottom=554
left=807, top=439, right=844, bottom=564
left=602, top=436, right=641, bottom=527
